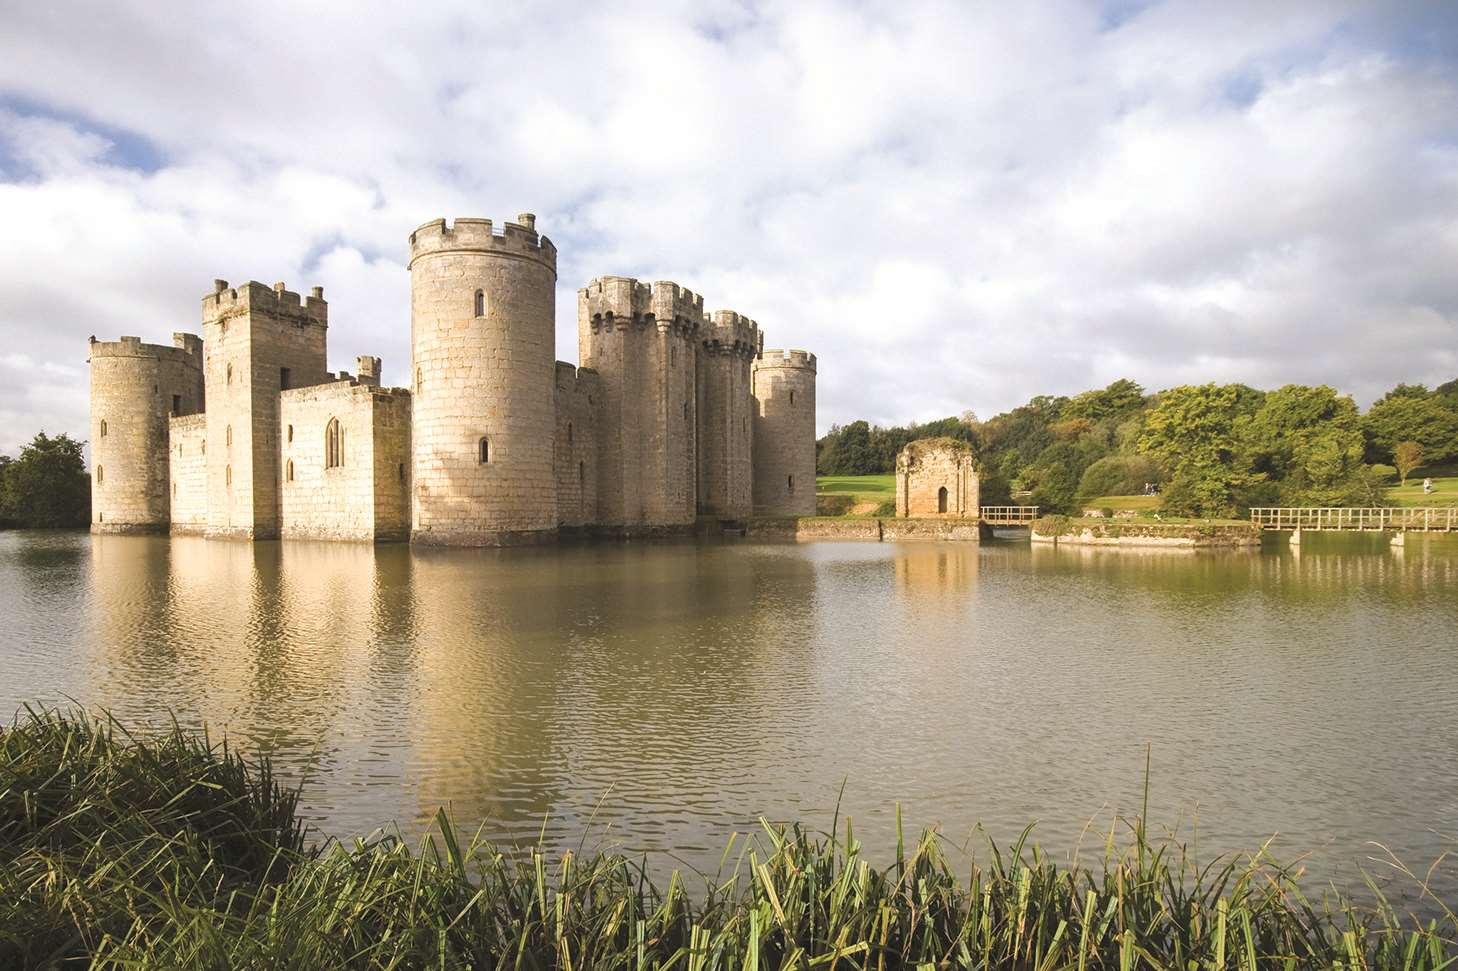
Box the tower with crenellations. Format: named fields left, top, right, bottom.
left=579, top=277, right=702, bottom=533
left=409, top=216, right=559, bottom=545
left=201, top=279, right=329, bottom=539
left=752, top=350, right=817, bottom=517
left=696, top=310, right=760, bottom=520
left=87, top=333, right=204, bottom=532
left=86, top=210, right=819, bottom=545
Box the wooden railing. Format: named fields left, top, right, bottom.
left=1249, top=507, right=1458, bottom=532
left=981, top=506, right=1040, bottom=525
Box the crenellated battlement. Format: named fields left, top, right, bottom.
left=88, top=334, right=204, bottom=367
left=202, top=280, right=328, bottom=326
left=701, top=310, right=760, bottom=357
left=408, top=215, right=557, bottom=272
left=580, top=277, right=706, bottom=336
left=555, top=361, right=602, bottom=394
left=754, top=348, right=816, bottom=371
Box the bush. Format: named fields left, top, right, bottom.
left=872, top=499, right=897, bottom=517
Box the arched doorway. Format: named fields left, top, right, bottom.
left=937, top=486, right=948, bottom=513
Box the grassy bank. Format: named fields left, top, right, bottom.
left=816, top=474, right=895, bottom=507
left=3, top=708, right=1455, bottom=969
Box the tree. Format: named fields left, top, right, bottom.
left=1237, top=385, right=1368, bottom=506
left=1362, top=394, right=1458, bottom=465
left=0, top=433, right=90, bottom=528
left=1061, top=379, right=1146, bottom=423
left=1394, top=441, right=1424, bottom=486
left=1138, top=384, right=1265, bottom=518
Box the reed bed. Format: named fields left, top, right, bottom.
left=2, top=707, right=1454, bottom=970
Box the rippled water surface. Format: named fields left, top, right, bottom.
left=2, top=531, right=1456, bottom=900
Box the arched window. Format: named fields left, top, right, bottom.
left=474, top=289, right=485, bottom=317
left=478, top=437, right=490, bottom=464
left=225, top=425, right=232, bottom=447
left=225, top=465, right=232, bottom=487
left=287, top=424, right=293, bottom=443
left=286, top=459, right=294, bottom=482
left=325, top=418, right=344, bottom=469
left=937, top=486, right=948, bottom=514
left=96, top=465, right=103, bottom=485
left=99, top=419, right=108, bottom=438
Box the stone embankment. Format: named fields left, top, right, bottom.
left=747, top=517, right=983, bottom=541
left=1030, top=517, right=1261, bottom=548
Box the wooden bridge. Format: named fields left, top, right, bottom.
left=1250, top=507, right=1458, bottom=533
left=981, top=506, right=1040, bottom=525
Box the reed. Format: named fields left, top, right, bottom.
left=2, top=707, right=1454, bottom=969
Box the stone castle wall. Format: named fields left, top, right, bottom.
left=278, top=379, right=411, bottom=541
left=88, top=334, right=204, bottom=533
left=553, top=362, right=600, bottom=529
left=168, top=413, right=208, bottom=533
left=579, top=277, right=700, bottom=531
left=696, top=311, right=759, bottom=519
left=896, top=439, right=979, bottom=517
left=752, top=350, right=817, bottom=517
left=409, top=216, right=559, bottom=545
left=202, top=280, right=329, bottom=539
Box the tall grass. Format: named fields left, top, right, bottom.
left=3, top=706, right=1455, bottom=969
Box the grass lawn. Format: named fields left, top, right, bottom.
left=1385, top=473, right=1458, bottom=507
left=815, top=474, right=895, bottom=504
left=1084, top=494, right=1160, bottom=512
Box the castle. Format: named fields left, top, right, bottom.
left=88, top=214, right=818, bottom=544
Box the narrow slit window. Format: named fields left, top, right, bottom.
left=280, top=366, right=291, bottom=391
left=172, top=394, right=181, bottom=416
left=226, top=425, right=232, bottom=447
left=225, top=465, right=232, bottom=487
left=226, top=364, right=233, bottom=385
left=789, top=390, right=795, bottom=406
left=398, top=462, right=405, bottom=482
left=99, top=419, right=107, bottom=438
left=578, top=460, right=585, bottom=483
left=474, top=289, right=485, bottom=317
left=286, top=459, right=294, bottom=482
left=479, top=437, right=490, bottom=464
left=287, top=424, right=293, bottom=443
left=96, top=465, right=103, bottom=485
left=325, top=418, right=344, bottom=469
left=567, top=422, right=573, bottom=445
left=787, top=474, right=794, bottom=492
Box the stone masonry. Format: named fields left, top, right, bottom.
left=752, top=350, right=817, bottom=517
left=88, top=212, right=818, bottom=544
left=895, top=438, right=980, bottom=517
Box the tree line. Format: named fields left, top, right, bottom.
left=0, top=433, right=91, bottom=529
left=817, top=378, right=1458, bottom=518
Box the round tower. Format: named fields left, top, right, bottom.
left=408, top=215, right=559, bottom=545
left=87, top=333, right=204, bottom=533
left=752, top=349, right=817, bottom=517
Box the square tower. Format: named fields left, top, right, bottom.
left=202, top=280, right=328, bottom=539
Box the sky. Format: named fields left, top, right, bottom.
left=1, top=0, right=1456, bottom=455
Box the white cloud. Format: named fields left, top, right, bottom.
left=0, top=0, right=1455, bottom=455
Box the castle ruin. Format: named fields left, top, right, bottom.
left=88, top=214, right=818, bottom=544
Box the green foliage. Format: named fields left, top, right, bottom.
left=7, top=708, right=1454, bottom=969
left=1139, top=384, right=1266, bottom=517
left=1363, top=388, right=1458, bottom=464
left=816, top=417, right=977, bottom=476
left=1060, top=378, right=1146, bottom=422
left=871, top=499, right=897, bottom=517
left=1236, top=385, right=1371, bottom=506
left=1075, top=454, right=1163, bottom=505
left=0, top=433, right=90, bottom=528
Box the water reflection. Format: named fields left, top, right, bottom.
left=0, top=530, right=1454, bottom=906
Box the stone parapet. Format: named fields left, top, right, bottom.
left=408, top=216, right=556, bottom=273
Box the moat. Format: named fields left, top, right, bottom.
left=3, top=531, right=1456, bottom=903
